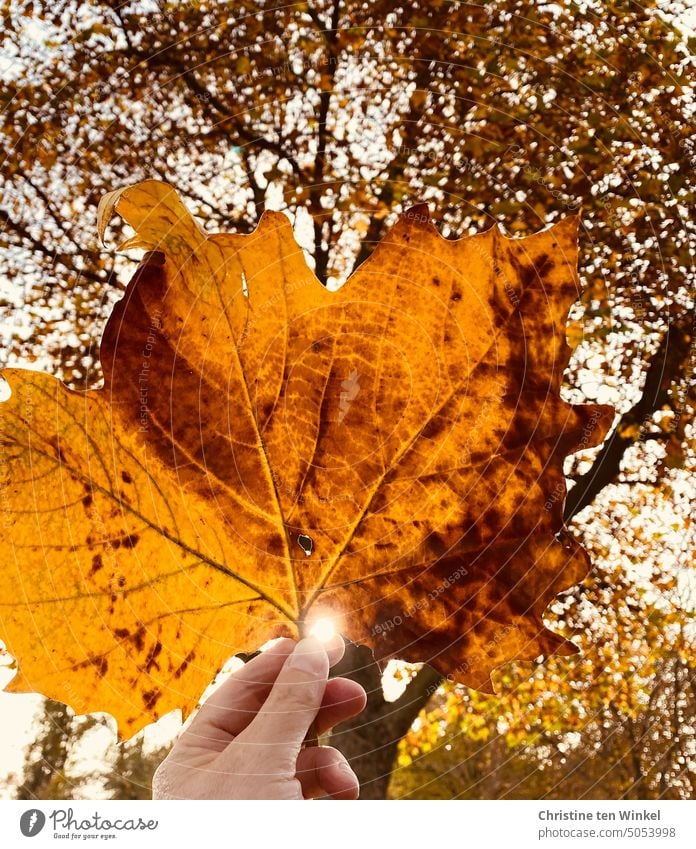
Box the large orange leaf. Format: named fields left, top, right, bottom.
left=0, top=181, right=613, bottom=736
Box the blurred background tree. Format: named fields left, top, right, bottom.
left=7, top=697, right=169, bottom=800
left=14, top=700, right=90, bottom=800
left=393, top=490, right=696, bottom=798
left=0, top=0, right=694, bottom=798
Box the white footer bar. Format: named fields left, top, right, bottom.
left=0, top=799, right=694, bottom=848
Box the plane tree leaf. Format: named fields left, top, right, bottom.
left=0, top=181, right=613, bottom=736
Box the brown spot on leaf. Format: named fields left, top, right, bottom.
left=173, top=649, right=196, bottom=679
left=521, top=253, right=554, bottom=290
left=421, top=416, right=447, bottom=440
left=267, top=534, right=285, bottom=558
left=88, top=554, right=103, bottom=577
left=536, top=253, right=553, bottom=277
left=428, top=532, right=450, bottom=559
left=77, top=655, right=108, bottom=677
left=144, top=641, right=163, bottom=673
left=142, top=688, right=161, bottom=710
left=132, top=626, right=145, bottom=653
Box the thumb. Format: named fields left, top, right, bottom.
left=236, top=637, right=329, bottom=756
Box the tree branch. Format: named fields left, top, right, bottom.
left=348, top=67, right=432, bottom=275
left=20, top=174, right=88, bottom=256
left=0, top=208, right=113, bottom=288
left=564, top=318, right=693, bottom=522
left=239, top=148, right=265, bottom=217
left=308, top=0, right=342, bottom=282
left=178, top=68, right=303, bottom=177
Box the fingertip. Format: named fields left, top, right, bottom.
left=296, top=746, right=360, bottom=800
left=285, top=636, right=329, bottom=676
left=318, top=753, right=360, bottom=801
left=262, top=637, right=297, bottom=656
left=315, top=677, right=367, bottom=735
left=322, top=759, right=360, bottom=800
left=324, top=632, right=346, bottom=668
left=346, top=678, right=367, bottom=713
left=324, top=677, right=367, bottom=712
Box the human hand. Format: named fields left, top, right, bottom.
left=152, top=635, right=367, bottom=800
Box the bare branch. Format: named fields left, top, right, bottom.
left=564, top=318, right=693, bottom=522
left=0, top=208, right=114, bottom=289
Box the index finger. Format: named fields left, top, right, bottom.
left=179, top=633, right=346, bottom=749
left=180, top=638, right=296, bottom=749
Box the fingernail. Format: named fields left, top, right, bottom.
left=287, top=637, right=326, bottom=674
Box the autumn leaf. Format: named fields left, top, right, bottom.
left=0, top=180, right=613, bottom=736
